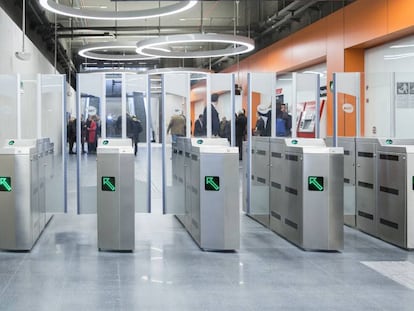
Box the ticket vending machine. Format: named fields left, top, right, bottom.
left=0, top=139, right=50, bottom=250
left=97, top=139, right=135, bottom=251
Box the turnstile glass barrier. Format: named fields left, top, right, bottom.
left=0, top=138, right=55, bottom=250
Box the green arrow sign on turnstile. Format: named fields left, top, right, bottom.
left=308, top=176, right=324, bottom=191
left=102, top=177, right=116, bottom=192
left=0, top=177, right=12, bottom=192
left=205, top=176, right=220, bottom=191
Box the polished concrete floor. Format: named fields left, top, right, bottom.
left=1, top=147, right=414, bottom=310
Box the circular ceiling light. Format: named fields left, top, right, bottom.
left=39, top=0, right=197, bottom=20
left=78, top=42, right=158, bottom=61
left=136, top=33, right=255, bottom=58
left=146, top=67, right=213, bottom=75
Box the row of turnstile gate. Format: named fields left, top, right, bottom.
left=2, top=136, right=414, bottom=252
left=0, top=137, right=240, bottom=252
left=0, top=138, right=54, bottom=250
left=333, top=137, right=414, bottom=249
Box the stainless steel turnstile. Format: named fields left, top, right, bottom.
left=355, top=138, right=414, bottom=238
left=269, top=138, right=344, bottom=251
left=376, top=143, right=414, bottom=249
left=97, top=139, right=135, bottom=251
left=175, top=137, right=239, bottom=251
left=0, top=138, right=52, bottom=250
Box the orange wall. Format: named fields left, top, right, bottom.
left=223, top=0, right=414, bottom=136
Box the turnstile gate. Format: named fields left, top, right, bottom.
left=376, top=143, right=414, bottom=249
left=268, top=138, right=344, bottom=251
left=97, top=139, right=135, bottom=251
left=173, top=137, right=240, bottom=251
left=0, top=138, right=53, bottom=250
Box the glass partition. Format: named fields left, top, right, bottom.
left=77, top=73, right=150, bottom=214
left=333, top=72, right=362, bottom=227
left=125, top=74, right=150, bottom=213
left=40, top=74, right=66, bottom=213
left=247, top=72, right=276, bottom=227
left=0, top=75, right=18, bottom=141
left=77, top=73, right=105, bottom=213
left=293, top=73, right=320, bottom=138
left=209, top=73, right=235, bottom=145
left=162, top=73, right=190, bottom=215
left=0, top=74, right=66, bottom=213
left=20, top=74, right=38, bottom=139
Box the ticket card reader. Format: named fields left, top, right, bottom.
left=97, top=139, right=134, bottom=251
left=0, top=139, right=48, bottom=250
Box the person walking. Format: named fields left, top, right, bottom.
left=236, top=110, right=247, bottom=161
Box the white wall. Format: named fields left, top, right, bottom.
left=0, top=7, right=55, bottom=75
left=365, top=35, right=414, bottom=138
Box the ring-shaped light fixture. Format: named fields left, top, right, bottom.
left=146, top=67, right=213, bottom=75
left=78, top=42, right=158, bottom=61
left=39, top=0, right=197, bottom=20
left=136, top=33, right=255, bottom=59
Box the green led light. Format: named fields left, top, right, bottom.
left=291, top=139, right=298, bottom=145
left=102, top=177, right=116, bottom=192
left=0, top=177, right=12, bottom=192
left=308, top=176, right=324, bottom=191
left=197, top=139, right=204, bottom=145
left=8, top=140, right=15, bottom=146
left=103, top=140, right=109, bottom=145
left=205, top=176, right=220, bottom=191
left=386, top=139, right=393, bottom=145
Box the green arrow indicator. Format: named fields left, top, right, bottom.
left=308, top=176, right=324, bottom=191
left=205, top=176, right=220, bottom=191
left=102, top=177, right=116, bottom=192
left=0, top=177, right=12, bottom=192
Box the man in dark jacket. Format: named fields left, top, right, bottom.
left=128, top=115, right=143, bottom=156
left=236, top=110, right=247, bottom=160
left=194, top=114, right=204, bottom=137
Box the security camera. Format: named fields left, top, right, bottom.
left=15, top=51, right=31, bottom=61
